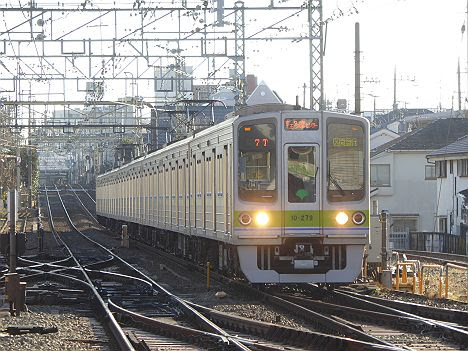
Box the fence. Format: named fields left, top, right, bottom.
left=409, top=232, right=466, bottom=255
left=389, top=232, right=410, bottom=250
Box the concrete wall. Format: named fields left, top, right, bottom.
left=434, top=159, right=468, bottom=234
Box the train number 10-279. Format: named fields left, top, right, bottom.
left=290, top=214, right=313, bottom=222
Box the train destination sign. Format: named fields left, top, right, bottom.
left=284, top=118, right=319, bottom=131
left=332, top=137, right=358, bottom=147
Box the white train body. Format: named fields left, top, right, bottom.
left=96, top=105, right=370, bottom=283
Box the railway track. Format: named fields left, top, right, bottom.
left=6, top=186, right=406, bottom=351
left=30, top=185, right=468, bottom=350
left=398, top=250, right=468, bottom=268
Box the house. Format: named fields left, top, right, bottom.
left=427, top=135, right=468, bottom=235
left=371, top=118, right=468, bottom=238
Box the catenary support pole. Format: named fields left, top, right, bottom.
left=9, top=189, right=17, bottom=273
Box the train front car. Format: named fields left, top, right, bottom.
left=233, top=109, right=370, bottom=283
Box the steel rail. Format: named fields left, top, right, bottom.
left=69, top=186, right=98, bottom=223
left=273, top=292, right=431, bottom=331
left=334, top=289, right=468, bottom=326
left=332, top=289, right=468, bottom=345
left=80, top=184, right=96, bottom=204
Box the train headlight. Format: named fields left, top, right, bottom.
left=255, top=212, right=270, bottom=226
left=239, top=213, right=252, bottom=226
left=335, top=211, right=349, bottom=225
left=352, top=211, right=366, bottom=225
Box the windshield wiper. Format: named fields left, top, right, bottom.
left=328, top=162, right=345, bottom=196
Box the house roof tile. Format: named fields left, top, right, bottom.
left=371, top=118, right=468, bottom=157
left=428, top=135, right=468, bottom=157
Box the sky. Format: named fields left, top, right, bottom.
left=257, top=0, right=468, bottom=112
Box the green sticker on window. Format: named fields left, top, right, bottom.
left=296, top=189, right=309, bottom=200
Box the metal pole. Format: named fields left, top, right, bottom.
left=458, top=59, right=462, bottom=112
left=9, top=189, right=17, bottom=273
left=354, top=22, right=361, bottom=115
left=308, top=0, right=323, bottom=111
left=380, top=210, right=389, bottom=270
left=303, top=83, right=307, bottom=109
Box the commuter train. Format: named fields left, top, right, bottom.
left=96, top=104, right=370, bottom=283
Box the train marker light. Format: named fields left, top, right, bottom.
left=255, top=212, right=269, bottom=226
left=352, top=211, right=366, bottom=225
left=335, top=211, right=348, bottom=225
left=239, top=213, right=252, bottom=226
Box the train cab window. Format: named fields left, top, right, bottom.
left=327, top=122, right=365, bottom=202
left=238, top=122, right=277, bottom=202
left=288, top=146, right=316, bottom=203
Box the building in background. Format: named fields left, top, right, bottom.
left=371, top=118, right=468, bottom=242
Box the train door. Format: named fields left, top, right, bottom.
left=282, top=144, right=320, bottom=235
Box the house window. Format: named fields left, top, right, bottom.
left=425, top=165, right=436, bottom=180
left=438, top=217, right=447, bottom=233
left=435, top=160, right=447, bottom=178
left=450, top=160, right=453, bottom=174
left=457, top=159, right=468, bottom=176
left=392, top=216, right=418, bottom=233
left=370, top=164, right=390, bottom=187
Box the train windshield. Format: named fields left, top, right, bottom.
left=238, top=122, right=277, bottom=202
left=327, top=122, right=365, bottom=202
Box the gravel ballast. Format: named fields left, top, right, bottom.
left=0, top=304, right=115, bottom=351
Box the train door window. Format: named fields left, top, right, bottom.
left=226, top=145, right=231, bottom=232
left=191, top=155, right=196, bottom=229
left=158, top=166, right=163, bottom=223
left=211, top=150, right=216, bottom=231
left=185, top=159, right=189, bottom=228
left=166, top=165, right=170, bottom=225
left=287, top=146, right=317, bottom=203
left=174, top=162, right=178, bottom=226
left=238, top=122, right=277, bottom=202
left=216, top=152, right=224, bottom=232
left=202, top=153, right=206, bottom=230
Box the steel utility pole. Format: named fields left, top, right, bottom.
left=309, top=0, right=323, bottom=111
